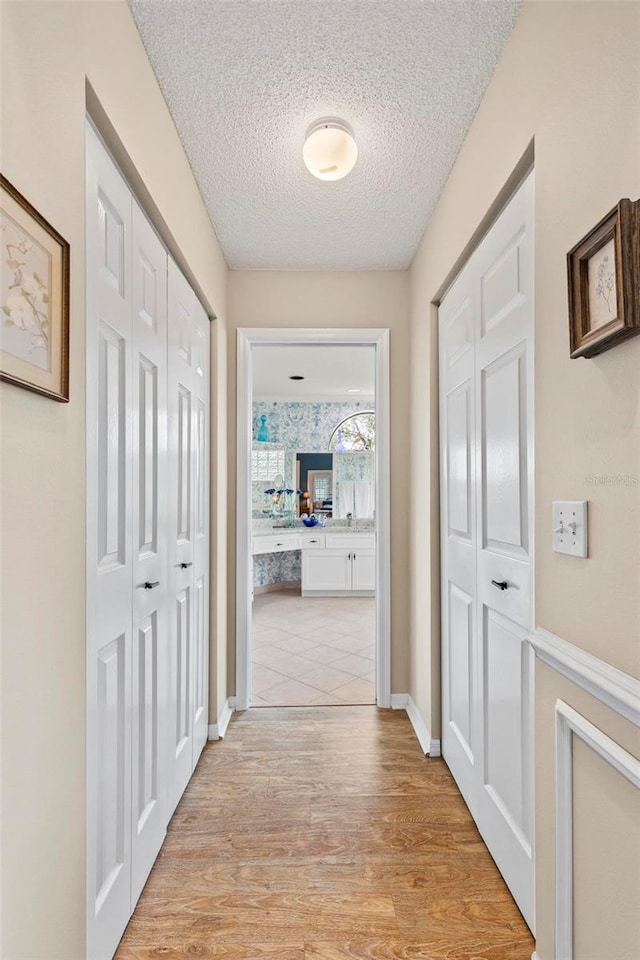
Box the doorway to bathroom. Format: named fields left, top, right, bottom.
left=236, top=328, right=391, bottom=711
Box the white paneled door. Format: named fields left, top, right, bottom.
left=439, top=173, right=534, bottom=930
left=86, top=126, right=135, bottom=960
left=86, top=123, right=210, bottom=960
left=130, top=203, right=169, bottom=904
left=167, top=259, right=210, bottom=815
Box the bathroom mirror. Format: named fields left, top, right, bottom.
left=296, top=453, right=333, bottom=515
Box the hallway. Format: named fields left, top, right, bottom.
left=115, top=706, right=534, bottom=958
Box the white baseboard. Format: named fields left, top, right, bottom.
left=208, top=697, right=235, bottom=740
left=390, top=693, right=408, bottom=709
left=391, top=693, right=440, bottom=756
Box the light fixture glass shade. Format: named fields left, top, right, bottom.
left=303, top=118, right=358, bottom=181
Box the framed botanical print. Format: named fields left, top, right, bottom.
left=567, top=199, right=640, bottom=359
left=1, top=175, right=70, bottom=400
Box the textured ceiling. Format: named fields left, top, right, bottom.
left=252, top=345, right=375, bottom=400
left=129, top=0, right=522, bottom=270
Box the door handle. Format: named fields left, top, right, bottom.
left=491, top=579, right=509, bottom=591
left=180, top=562, right=193, bottom=569
left=353, top=552, right=356, bottom=560
left=143, top=580, right=160, bottom=590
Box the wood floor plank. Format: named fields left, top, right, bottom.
left=120, top=893, right=399, bottom=944
left=115, top=706, right=534, bottom=959
left=304, top=939, right=532, bottom=959
left=141, top=854, right=509, bottom=898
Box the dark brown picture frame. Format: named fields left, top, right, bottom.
left=0, top=174, right=70, bottom=401
left=567, top=198, right=640, bottom=359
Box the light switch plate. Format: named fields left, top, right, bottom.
left=552, top=501, right=588, bottom=558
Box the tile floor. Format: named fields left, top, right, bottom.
left=251, top=590, right=376, bottom=706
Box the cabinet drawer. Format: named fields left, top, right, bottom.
left=253, top=534, right=301, bottom=556
left=325, top=533, right=376, bottom=550
left=301, top=534, right=325, bottom=550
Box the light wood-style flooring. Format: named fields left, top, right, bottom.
left=116, top=706, right=535, bottom=959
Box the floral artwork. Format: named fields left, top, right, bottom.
left=0, top=175, right=69, bottom=400
left=567, top=200, right=639, bottom=359
left=1, top=211, right=52, bottom=371
left=587, top=238, right=617, bottom=331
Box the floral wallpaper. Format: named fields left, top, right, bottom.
left=334, top=450, right=374, bottom=483
left=252, top=400, right=375, bottom=452
left=253, top=549, right=301, bottom=587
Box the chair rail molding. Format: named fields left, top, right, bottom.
left=554, top=699, right=640, bottom=960
left=527, top=627, right=640, bottom=727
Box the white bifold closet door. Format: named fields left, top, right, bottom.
left=439, top=172, right=534, bottom=930
left=86, top=123, right=209, bottom=960
left=167, top=258, right=210, bottom=815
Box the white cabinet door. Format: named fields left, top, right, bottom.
left=130, top=203, right=169, bottom=905
left=351, top=549, right=376, bottom=592
left=439, top=172, right=534, bottom=930
left=302, top=549, right=351, bottom=592
left=86, top=123, right=134, bottom=960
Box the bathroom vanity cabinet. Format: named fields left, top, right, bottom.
left=301, top=532, right=375, bottom=596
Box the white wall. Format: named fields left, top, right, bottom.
left=409, top=1, right=640, bottom=955
left=0, top=2, right=228, bottom=956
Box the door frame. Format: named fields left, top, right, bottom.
left=235, top=327, right=391, bottom=711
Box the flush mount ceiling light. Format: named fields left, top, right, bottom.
left=303, top=118, right=358, bottom=182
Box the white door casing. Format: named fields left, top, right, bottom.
left=86, top=123, right=134, bottom=960
left=235, top=328, right=391, bottom=712
left=439, top=172, right=534, bottom=929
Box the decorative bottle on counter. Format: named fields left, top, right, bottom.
left=256, top=414, right=270, bottom=442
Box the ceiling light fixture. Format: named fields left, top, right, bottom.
left=347, top=388, right=361, bottom=394
left=303, top=118, right=358, bottom=182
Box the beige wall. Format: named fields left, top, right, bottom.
left=409, top=1, right=640, bottom=955
left=0, top=2, right=228, bottom=957
left=227, top=270, right=411, bottom=696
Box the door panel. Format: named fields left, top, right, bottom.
left=95, top=632, right=127, bottom=911
left=446, top=383, right=472, bottom=541
left=440, top=172, right=534, bottom=931
left=448, top=583, right=474, bottom=762
left=482, top=347, right=528, bottom=557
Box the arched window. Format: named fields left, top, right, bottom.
left=329, top=412, right=375, bottom=451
